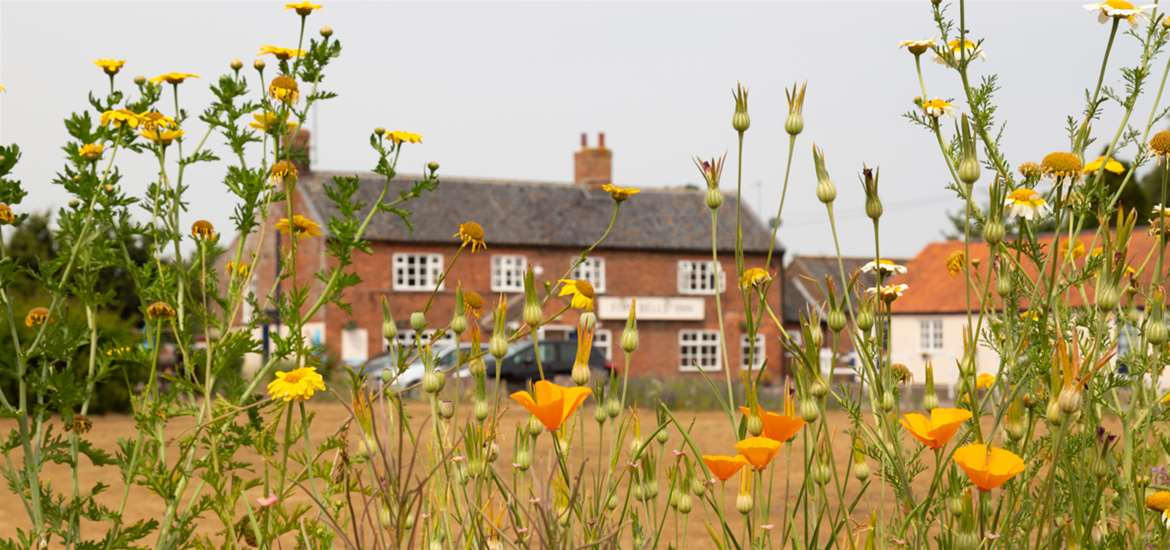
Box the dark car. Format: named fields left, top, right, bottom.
left=494, top=340, right=611, bottom=383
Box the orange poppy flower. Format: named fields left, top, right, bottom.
left=899, top=408, right=973, bottom=450
left=702, top=454, right=749, bottom=482
left=735, top=437, right=782, bottom=470
left=953, top=443, right=1025, bottom=491
left=739, top=406, right=804, bottom=443
left=509, top=380, right=591, bottom=431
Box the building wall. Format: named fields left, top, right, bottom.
left=232, top=188, right=786, bottom=380
left=890, top=313, right=999, bottom=390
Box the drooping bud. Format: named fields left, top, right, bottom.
left=621, top=299, right=639, bottom=353
left=810, top=377, right=829, bottom=399
left=813, top=145, right=837, bottom=204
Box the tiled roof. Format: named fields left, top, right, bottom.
left=782, top=255, right=902, bottom=322
left=297, top=172, right=779, bottom=253
left=890, top=229, right=1164, bottom=314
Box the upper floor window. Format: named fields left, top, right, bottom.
left=571, top=257, right=606, bottom=293
left=677, top=260, right=725, bottom=295
left=491, top=255, right=526, bottom=292
left=393, top=253, right=443, bottom=291
left=388, top=329, right=457, bottom=352
left=919, top=319, right=944, bottom=351
left=679, top=329, right=721, bottom=372
left=594, top=328, right=613, bottom=361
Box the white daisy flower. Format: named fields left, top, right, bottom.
left=860, top=259, right=908, bottom=276
left=1084, top=0, right=1153, bottom=26
left=898, top=39, right=936, bottom=56
left=1004, top=188, right=1051, bottom=221
left=921, top=98, right=954, bottom=118
left=865, top=283, right=909, bottom=301
left=933, top=39, right=985, bottom=66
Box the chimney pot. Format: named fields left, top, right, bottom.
left=573, top=131, right=612, bottom=186
left=580, top=132, right=588, bottom=149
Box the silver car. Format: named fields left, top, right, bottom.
left=361, top=343, right=491, bottom=392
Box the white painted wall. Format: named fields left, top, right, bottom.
left=889, top=314, right=999, bottom=391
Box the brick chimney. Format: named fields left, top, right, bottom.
left=290, top=128, right=311, bottom=174
left=573, top=132, right=611, bottom=186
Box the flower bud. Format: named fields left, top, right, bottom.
left=571, top=363, right=590, bottom=386
left=427, top=161, right=440, bottom=173
left=320, top=25, right=334, bottom=38
left=379, top=506, right=393, bottom=529
left=527, top=415, right=544, bottom=436
left=799, top=399, right=820, bottom=423
left=1058, top=386, right=1082, bottom=414
left=230, top=58, right=244, bottom=71
left=827, top=309, right=846, bottom=333
left=450, top=314, right=467, bottom=336
left=690, top=477, right=707, bottom=497
left=813, top=462, right=832, bottom=485
left=807, top=325, right=823, bottom=349
left=253, top=59, right=266, bottom=71
left=865, top=197, right=883, bottom=220
left=133, top=75, right=146, bottom=85
left=706, top=188, right=724, bottom=210
left=380, top=368, right=393, bottom=384
left=523, top=302, right=543, bottom=328
left=853, top=460, right=871, bottom=481
left=642, top=481, right=659, bottom=500
left=676, top=493, right=693, bottom=514
left=474, top=399, right=489, bottom=421
left=996, top=274, right=1013, bottom=297
left=357, top=435, right=378, bottom=459
left=438, top=400, right=455, bottom=419
left=736, top=494, right=753, bottom=515
left=607, top=494, right=619, bottom=510
left=514, top=449, right=531, bottom=471
left=881, top=391, right=896, bottom=412
left=785, top=112, right=804, bottom=136
left=785, top=82, right=807, bottom=136
left=522, top=267, right=543, bottom=327
left=1096, top=284, right=1120, bottom=311
left=813, top=145, right=837, bottom=204
left=1046, top=400, right=1064, bottom=425
left=1148, top=318, right=1168, bottom=345
left=958, top=157, right=980, bottom=186
left=923, top=362, right=939, bottom=410
left=983, top=221, right=1005, bottom=246
left=489, top=332, right=509, bottom=361
left=731, top=82, right=750, bottom=133
left=468, top=357, right=486, bottom=378
left=954, top=531, right=980, bottom=550
left=422, top=370, right=445, bottom=394
left=410, top=311, right=427, bottom=331
left=856, top=307, right=875, bottom=332
left=605, top=398, right=621, bottom=418
left=621, top=300, right=639, bottom=353
left=948, top=496, right=964, bottom=516
left=747, top=414, right=763, bottom=436
left=403, top=513, right=415, bottom=530
left=810, top=378, right=829, bottom=399
left=629, top=437, right=644, bottom=458
left=594, top=406, right=607, bottom=424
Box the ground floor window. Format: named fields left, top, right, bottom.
left=594, top=328, right=613, bottom=361
left=741, top=333, right=765, bottom=370
left=679, top=330, right=721, bottom=372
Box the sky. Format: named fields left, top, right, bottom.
left=0, top=1, right=1159, bottom=259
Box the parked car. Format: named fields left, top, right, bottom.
left=361, top=343, right=491, bottom=392
left=494, top=340, right=611, bottom=383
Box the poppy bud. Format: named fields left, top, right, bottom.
left=450, top=314, right=467, bottom=335
left=1046, top=400, right=1064, bottom=425
left=1058, top=386, right=1082, bottom=414
left=607, top=494, right=619, bottom=510
left=996, top=274, right=1013, bottom=297
left=379, top=506, right=393, bottom=529
left=514, top=449, right=531, bottom=471
left=605, top=398, right=621, bottom=418
left=799, top=399, right=820, bottom=423
left=785, top=112, right=804, bottom=137
left=474, top=399, right=489, bottom=421
left=732, top=83, right=750, bottom=134
left=621, top=300, right=639, bottom=353
left=810, top=378, right=829, bottom=399
left=881, top=391, right=896, bottom=412
left=522, top=267, right=542, bottom=327
left=489, top=332, right=508, bottom=360
left=1096, top=285, right=1120, bottom=311
left=813, top=462, right=832, bottom=485
left=629, top=437, right=644, bottom=458
left=736, top=494, right=753, bottom=515
left=468, top=357, right=485, bottom=378
left=1147, top=318, right=1168, bottom=345
left=438, top=400, right=455, bottom=419
left=642, top=481, right=659, bottom=500
left=865, top=196, right=883, bottom=220
left=958, top=157, right=980, bottom=186
left=677, top=493, right=693, bottom=514
left=853, top=460, right=870, bottom=481
left=594, top=406, right=607, bottom=424
left=690, top=477, right=707, bottom=497
left=571, top=363, right=590, bottom=386
left=923, top=363, right=939, bottom=410
left=527, top=415, right=544, bottom=436
left=856, top=307, right=875, bottom=331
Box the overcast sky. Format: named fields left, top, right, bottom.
left=0, top=1, right=1158, bottom=259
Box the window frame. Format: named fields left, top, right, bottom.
left=490, top=254, right=527, bottom=293
left=740, top=333, right=765, bottom=370
left=570, top=256, right=607, bottom=293
left=678, top=329, right=722, bottom=372
left=594, top=328, right=613, bottom=361
left=919, top=318, right=944, bottom=351
left=392, top=253, right=444, bottom=292
left=677, top=260, right=726, bottom=295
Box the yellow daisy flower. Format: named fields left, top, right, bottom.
left=100, top=109, right=140, bottom=128
left=24, top=307, right=49, bottom=328
left=1083, top=155, right=1124, bottom=175
left=945, top=250, right=965, bottom=276
left=270, top=160, right=299, bottom=187
left=285, top=1, right=322, bottom=16
left=269, top=75, right=300, bottom=104
left=0, top=204, right=16, bottom=225
left=146, top=301, right=176, bottom=320
left=191, top=219, right=216, bottom=240
left=276, top=214, right=323, bottom=238
left=267, top=366, right=326, bottom=402
left=454, top=221, right=487, bottom=253
left=558, top=279, right=596, bottom=311
left=600, top=183, right=641, bottom=203
left=79, top=143, right=104, bottom=161
left=141, top=128, right=184, bottom=146
left=860, top=259, right=907, bottom=276
left=138, top=111, right=178, bottom=131
left=150, top=72, right=199, bottom=85
left=865, top=283, right=908, bottom=302
left=387, top=130, right=423, bottom=145
left=1041, top=151, right=1083, bottom=179
left=250, top=110, right=298, bottom=133
left=898, top=39, right=936, bottom=56
left=1151, top=130, right=1170, bottom=156
left=921, top=98, right=953, bottom=118
left=259, top=45, right=307, bottom=60
left=94, top=58, right=125, bottom=76
left=740, top=267, right=772, bottom=289
left=976, top=373, right=996, bottom=390
left=934, top=39, right=984, bottom=66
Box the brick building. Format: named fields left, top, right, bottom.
left=234, top=133, right=784, bottom=379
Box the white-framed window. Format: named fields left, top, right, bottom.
left=393, top=253, right=443, bottom=291
left=571, top=257, right=606, bottom=293
left=677, top=260, right=726, bottom=295
left=491, top=255, right=526, bottom=292
left=740, top=334, right=765, bottom=370
left=387, top=329, right=457, bottom=352
left=241, top=277, right=258, bottom=322
left=679, top=330, right=721, bottom=372
left=594, top=328, right=612, bottom=361
left=919, top=319, right=944, bottom=351
left=1117, top=321, right=1137, bottom=358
